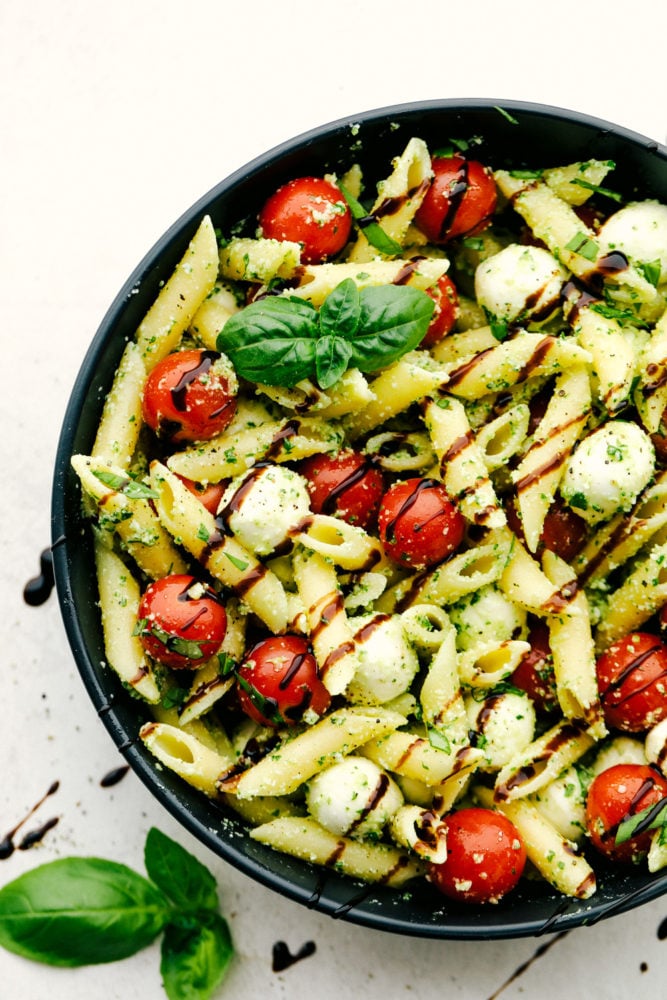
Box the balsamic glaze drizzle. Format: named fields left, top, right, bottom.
left=272, top=939, right=316, bottom=972
left=100, top=765, right=131, bottom=788
left=23, top=547, right=55, bottom=606
left=0, top=780, right=60, bottom=859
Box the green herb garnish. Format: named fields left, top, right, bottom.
left=217, top=278, right=434, bottom=390
left=0, top=828, right=233, bottom=999
left=338, top=184, right=404, bottom=256
left=615, top=799, right=667, bottom=846
left=93, top=470, right=158, bottom=500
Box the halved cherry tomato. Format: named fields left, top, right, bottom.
left=596, top=632, right=667, bottom=732
left=428, top=807, right=526, bottom=904
left=299, top=450, right=385, bottom=530
left=377, top=477, right=465, bottom=570
left=142, top=349, right=237, bottom=443
left=511, top=618, right=558, bottom=715
left=585, top=763, right=667, bottom=863
left=236, top=635, right=330, bottom=727
left=506, top=496, right=587, bottom=564
left=258, top=176, right=352, bottom=264
left=137, top=574, right=227, bottom=669
left=421, top=274, right=460, bottom=348
left=176, top=475, right=228, bottom=516
left=415, top=156, right=497, bottom=244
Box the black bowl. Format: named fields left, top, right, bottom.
left=52, top=98, right=667, bottom=939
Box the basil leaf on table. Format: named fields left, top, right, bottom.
left=217, top=278, right=434, bottom=389
left=144, top=827, right=219, bottom=913
left=0, top=856, right=169, bottom=967
left=161, top=911, right=233, bottom=1000
left=0, top=827, right=234, bottom=999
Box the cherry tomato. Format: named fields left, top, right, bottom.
left=137, top=574, right=227, bottom=669
left=421, top=274, right=460, bottom=348
left=236, top=635, right=330, bottom=727
left=378, top=478, right=465, bottom=570
left=506, top=496, right=587, bottom=563
left=511, top=618, right=558, bottom=715
left=585, top=763, right=667, bottom=863
left=428, top=807, right=526, bottom=904
left=596, top=632, right=667, bottom=732
left=258, top=176, right=352, bottom=264
left=299, top=450, right=385, bottom=530
left=415, top=156, right=497, bottom=244
left=176, top=475, right=228, bottom=516
left=142, top=349, right=237, bottom=444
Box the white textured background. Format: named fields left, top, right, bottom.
left=2, top=2, right=667, bottom=997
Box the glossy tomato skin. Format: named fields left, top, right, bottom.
left=422, top=274, right=460, bottom=348
left=237, top=635, right=331, bottom=727
left=585, top=763, right=667, bottom=863
left=596, top=632, right=667, bottom=732
left=511, top=618, right=558, bottom=715
left=137, top=574, right=227, bottom=669
left=428, top=807, right=526, bottom=904
left=258, top=176, right=352, bottom=264
left=377, top=477, right=465, bottom=570
left=506, top=496, right=587, bottom=563
left=415, top=156, right=497, bottom=244
left=142, top=349, right=237, bottom=443
left=299, top=450, right=385, bottom=530
left=176, top=475, right=228, bottom=516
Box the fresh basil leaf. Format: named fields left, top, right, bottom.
left=217, top=296, right=318, bottom=386
left=315, top=334, right=353, bottom=389
left=349, top=284, right=434, bottom=371
left=615, top=799, right=667, bottom=846
left=93, top=470, right=158, bottom=500
left=161, top=911, right=233, bottom=1000
left=0, top=857, right=169, bottom=967
left=144, top=828, right=219, bottom=914
left=318, top=277, right=361, bottom=339
left=339, top=184, right=404, bottom=256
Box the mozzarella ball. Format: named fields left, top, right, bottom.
left=592, top=735, right=647, bottom=775
left=448, top=586, right=527, bottom=652
left=531, top=766, right=587, bottom=843
left=217, top=463, right=311, bottom=556
left=465, top=691, right=536, bottom=771
left=346, top=613, right=419, bottom=705
left=560, top=420, right=655, bottom=524
left=597, top=200, right=667, bottom=284
left=306, top=756, right=403, bottom=839
left=645, top=719, right=667, bottom=776
left=474, top=243, right=567, bottom=325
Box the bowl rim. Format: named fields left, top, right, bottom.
left=51, top=97, right=667, bottom=940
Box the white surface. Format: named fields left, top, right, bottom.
left=2, top=2, right=667, bottom=997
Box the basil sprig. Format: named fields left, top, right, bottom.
left=615, top=799, right=667, bottom=846
left=338, top=183, right=404, bottom=256
left=0, top=827, right=233, bottom=999
left=217, top=278, right=434, bottom=390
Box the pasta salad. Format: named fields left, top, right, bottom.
left=71, top=132, right=667, bottom=907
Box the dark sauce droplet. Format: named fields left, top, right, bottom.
left=23, top=548, right=55, bottom=606
left=658, top=915, right=667, bottom=940
left=271, top=939, right=316, bottom=972
left=0, top=780, right=60, bottom=859
left=19, top=816, right=59, bottom=850
left=100, top=765, right=131, bottom=788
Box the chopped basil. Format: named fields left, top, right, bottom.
left=615, top=799, right=667, bottom=846
left=571, top=177, right=623, bottom=203
left=338, top=183, right=404, bottom=256
left=565, top=231, right=599, bottom=262
left=92, top=469, right=158, bottom=500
